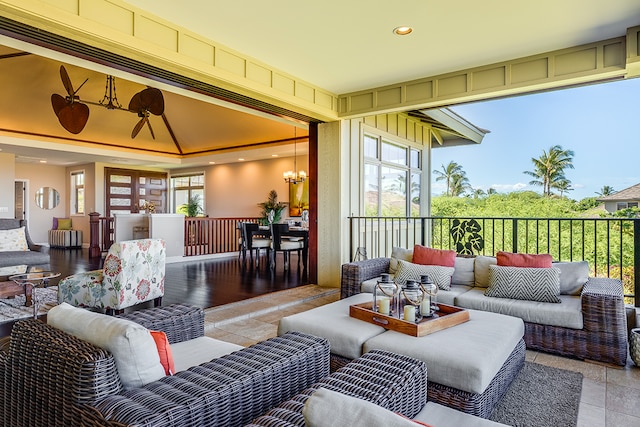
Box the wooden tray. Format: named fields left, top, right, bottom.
left=349, top=302, right=469, bottom=337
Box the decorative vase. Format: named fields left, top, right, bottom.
left=630, top=328, right=640, bottom=366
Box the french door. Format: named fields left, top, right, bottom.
left=105, top=168, right=167, bottom=217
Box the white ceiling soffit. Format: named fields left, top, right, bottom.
left=122, top=0, right=640, bottom=94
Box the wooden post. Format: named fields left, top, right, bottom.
left=89, top=212, right=101, bottom=258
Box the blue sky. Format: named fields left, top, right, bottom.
left=431, top=77, right=640, bottom=200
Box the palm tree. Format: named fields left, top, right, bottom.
left=472, top=187, right=486, bottom=199
left=450, top=171, right=471, bottom=197
left=553, top=179, right=573, bottom=197
left=523, top=145, right=574, bottom=196
left=596, top=185, right=616, bottom=197
left=434, top=161, right=464, bottom=196
left=487, top=188, right=498, bottom=195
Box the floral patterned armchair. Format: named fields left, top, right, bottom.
left=58, top=239, right=165, bottom=314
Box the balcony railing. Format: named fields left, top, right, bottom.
left=349, top=216, right=639, bottom=306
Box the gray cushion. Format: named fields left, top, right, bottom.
left=474, top=256, right=497, bottom=287
left=364, top=309, right=524, bottom=394
left=394, top=259, right=454, bottom=291
left=452, top=256, right=475, bottom=286
left=171, top=336, right=243, bottom=372
left=389, top=247, right=413, bottom=275
left=485, top=265, right=561, bottom=303
left=415, top=402, right=510, bottom=427
left=434, top=284, right=473, bottom=305
left=553, top=261, right=589, bottom=295
left=455, top=288, right=583, bottom=329
left=278, top=293, right=385, bottom=360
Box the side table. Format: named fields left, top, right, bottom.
left=9, top=271, right=60, bottom=319
left=630, top=328, right=640, bottom=366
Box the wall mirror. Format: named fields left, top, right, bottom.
left=35, top=187, right=60, bottom=210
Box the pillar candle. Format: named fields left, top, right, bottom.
left=420, top=295, right=431, bottom=316
left=404, top=305, right=416, bottom=322
left=378, top=297, right=390, bottom=315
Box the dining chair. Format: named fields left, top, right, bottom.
left=243, top=222, right=271, bottom=268
left=270, top=223, right=306, bottom=271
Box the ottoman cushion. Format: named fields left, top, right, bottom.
left=363, top=309, right=524, bottom=395
left=278, top=293, right=385, bottom=360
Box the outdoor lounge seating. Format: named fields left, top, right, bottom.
left=247, top=348, right=509, bottom=427
left=58, top=238, right=166, bottom=314
left=340, top=252, right=629, bottom=366
left=0, top=303, right=330, bottom=427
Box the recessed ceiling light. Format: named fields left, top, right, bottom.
left=272, top=154, right=279, bottom=157
left=39, top=160, right=47, bottom=163
left=238, top=158, right=245, bottom=161
left=393, top=26, right=413, bottom=36
left=209, top=161, right=216, bottom=164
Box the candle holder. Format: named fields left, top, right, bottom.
left=419, top=275, right=438, bottom=317
left=373, top=273, right=398, bottom=317
left=400, top=280, right=424, bottom=323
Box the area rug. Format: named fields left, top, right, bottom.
left=490, top=361, right=583, bottom=427
left=0, top=286, right=59, bottom=323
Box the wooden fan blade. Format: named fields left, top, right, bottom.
left=131, top=117, right=146, bottom=139
left=60, top=65, right=74, bottom=96
left=51, top=93, right=67, bottom=116
left=146, top=118, right=155, bottom=140
left=139, top=88, right=164, bottom=116
left=128, top=92, right=143, bottom=112
left=57, top=103, right=90, bottom=134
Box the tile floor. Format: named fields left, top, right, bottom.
left=203, top=285, right=640, bottom=427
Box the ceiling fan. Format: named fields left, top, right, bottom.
left=51, top=65, right=165, bottom=139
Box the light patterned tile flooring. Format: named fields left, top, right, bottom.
left=205, top=285, right=640, bottom=427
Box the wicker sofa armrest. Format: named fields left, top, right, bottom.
left=580, top=277, right=628, bottom=364
left=2, top=319, right=122, bottom=427
left=340, top=257, right=391, bottom=299
left=246, top=349, right=428, bottom=427
left=88, top=332, right=330, bottom=427
left=116, top=303, right=204, bottom=344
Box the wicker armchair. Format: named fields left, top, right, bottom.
left=341, top=257, right=628, bottom=366
left=0, top=304, right=330, bottom=427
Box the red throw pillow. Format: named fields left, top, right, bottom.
left=496, top=251, right=552, bottom=268
left=412, top=245, right=456, bottom=267
left=150, top=330, right=175, bottom=376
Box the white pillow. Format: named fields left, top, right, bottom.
left=553, top=261, right=589, bottom=295
left=474, top=256, right=497, bottom=287
left=389, top=247, right=413, bottom=275
left=0, top=226, right=29, bottom=252
left=303, top=387, right=417, bottom=427
left=452, top=256, right=475, bottom=286
left=47, top=302, right=165, bottom=389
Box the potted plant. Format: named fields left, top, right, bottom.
left=258, top=190, right=286, bottom=225
left=178, top=194, right=203, bottom=217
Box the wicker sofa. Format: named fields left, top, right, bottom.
left=0, top=304, right=330, bottom=427
left=0, top=218, right=49, bottom=268
left=247, top=348, right=508, bottom=427
left=341, top=256, right=628, bottom=366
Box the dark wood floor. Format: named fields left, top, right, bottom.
left=0, top=248, right=307, bottom=337
left=47, top=247, right=308, bottom=309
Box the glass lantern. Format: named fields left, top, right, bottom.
left=419, top=275, right=438, bottom=317
left=373, top=273, right=398, bottom=317
left=400, top=279, right=424, bottom=323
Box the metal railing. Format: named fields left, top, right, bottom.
left=349, top=216, right=639, bottom=306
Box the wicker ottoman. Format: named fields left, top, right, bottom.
left=279, top=294, right=525, bottom=418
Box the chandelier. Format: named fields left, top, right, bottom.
left=283, top=128, right=306, bottom=184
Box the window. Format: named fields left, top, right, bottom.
left=617, top=201, right=638, bottom=210
left=363, top=134, right=421, bottom=217
left=171, top=173, right=204, bottom=214
left=70, top=170, right=85, bottom=214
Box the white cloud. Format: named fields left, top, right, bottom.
left=488, top=182, right=528, bottom=192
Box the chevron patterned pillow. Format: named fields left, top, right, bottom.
left=485, top=265, right=561, bottom=303
left=394, top=259, right=455, bottom=290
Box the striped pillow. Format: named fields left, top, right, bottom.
left=394, top=259, right=454, bottom=291
left=485, top=265, right=561, bottom=303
